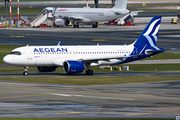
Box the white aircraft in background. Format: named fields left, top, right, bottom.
left=45, top=0, right=129, bottom=28
left=3, top=16, right=164, bottom=75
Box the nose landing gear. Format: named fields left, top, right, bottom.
left=23, top=67, right=28, bottom=75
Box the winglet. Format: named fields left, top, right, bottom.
left=57, top=41, right=62, bottom=46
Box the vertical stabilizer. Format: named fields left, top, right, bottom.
left=112, top=0, right=127, bottom=9
left=134, top=16, right=162, bottom=50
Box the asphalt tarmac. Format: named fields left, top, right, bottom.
left=0, top=80, right=180, bottom=118
left=0, top=71, right=180, bottom=78
left=0, top=15, right=180, bottom=118
left=0, top=17, right=179, bottom=53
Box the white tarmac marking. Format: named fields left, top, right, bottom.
left=0, top=81, right=75, bottom=87
left=50, top=93, right=134, bottom=101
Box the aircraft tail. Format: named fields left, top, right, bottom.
left=133, top=16, right=162, bottom=52
left=112, top=0, right=127, bottom=10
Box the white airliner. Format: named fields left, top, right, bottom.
left=46, top=0, right=129, bottom=28
left=3, top=16, right=164, bottom=75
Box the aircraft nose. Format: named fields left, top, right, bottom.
left=3, top=56, right=8, bottom=63
left=3, top=55, right=12, bottom=64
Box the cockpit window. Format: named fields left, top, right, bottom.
left=9, top=51, right=21, bottom=55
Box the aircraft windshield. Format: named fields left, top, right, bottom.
left=9, top=51, right=21, bottom=55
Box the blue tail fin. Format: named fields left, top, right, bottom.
left=134, top=16, right=162, bottom=49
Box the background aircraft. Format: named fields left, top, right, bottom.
left=3, top=16, right=164, bottom=75
left=44, top=0, right=129, bottom=28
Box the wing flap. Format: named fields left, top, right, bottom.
left=78, top=54, right=142, bottom=62
left=59, top=15, right=91, bottom=22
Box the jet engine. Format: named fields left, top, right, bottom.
left=55, top=19, right=69, bottom=26
left=63, top=60, right=85, bottom=74
left=37, top=66, right=58, bottom=72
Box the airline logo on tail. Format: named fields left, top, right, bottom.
left=143, top=17, right=161, bottom=50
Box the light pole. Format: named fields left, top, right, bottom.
left=5, top=0, right=9, bottom=27
left=10, top=0, right=12, bottom=25
left=17, top=0, right=19, bottom=27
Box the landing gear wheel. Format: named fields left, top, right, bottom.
left=73, top=25, right=77, bottom=28
left=23, top=66, right=28, bottom=76
left=23, top=71, right=28, bottom=76
left=73, top=23, right=79, bottom=28
left=92, top=22, right=98, bottom=28
left=86, top=70, right=93, bottom=75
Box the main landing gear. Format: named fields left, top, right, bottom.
left=86, top=69, right=93, bottom=75
left=92, top=22, right=98, bottom=28
left=73, top=24, right=79, bottom=28
left=23, top=66, right=28, bottom=75
left=73, top=21, right=79, bottom=28
left=85, top=62, right=94, bottom=75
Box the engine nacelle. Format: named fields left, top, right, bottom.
left=55, top=19, right=69, bottom=26
left=63, top=61, right=85, bottom=74
left=37, top=66, right=58, bottom=72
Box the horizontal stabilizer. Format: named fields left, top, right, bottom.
left=146, top=49, right=164, bottom=55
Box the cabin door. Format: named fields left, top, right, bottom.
left=27, top=48, right=33, bottom=60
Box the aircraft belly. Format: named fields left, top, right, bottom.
left=34, top=58, right=54, bottom=66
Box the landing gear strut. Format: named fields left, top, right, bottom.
left=73, top=24, right=79, bottom=28
left=23, top=66, right=28, bottom=75
left=73, top=21, right=79, bottom=28
left=85, top=62, right=94, bottom=75
left=92, top=22, right=98, bottom=28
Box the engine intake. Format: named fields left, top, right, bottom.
left=55, top=19, right=69, bottom=26
left=63, top=60, right=85, bottom=74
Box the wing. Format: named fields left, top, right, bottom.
left=59, top=15, right=91, bottom=22
left=77, top=54, right=142, bottom=62
left=130, top=10, right=143, bottom=16
left=111, top=11, right=123, bottom=15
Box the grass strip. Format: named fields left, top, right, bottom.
left=1, top=76, right=180, bottom=85
left=129, top=9, right=179, bottom=12
left=1, top=64, right=180, bottom=73
left=0, top=5, right=179, bottom=15
left=0, top=7, right=43, bottom=15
